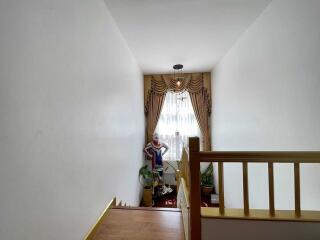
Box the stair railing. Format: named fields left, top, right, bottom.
left=177, top=147, right=191, bottom=240
left=188, top=137, right=320, bottom=240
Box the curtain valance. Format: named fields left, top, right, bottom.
left=145, top=73, right=211, bottom=114
left=150, top=73, right=203, bottom=94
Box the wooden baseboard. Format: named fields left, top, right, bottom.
left=84, top=197, right=116, bottom=240
left=114, top=206, right=181, bottom=212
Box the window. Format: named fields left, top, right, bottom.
left=155, top=91, right=202, bottom=161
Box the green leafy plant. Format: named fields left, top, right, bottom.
left=139, top=165, right=153, bottom=188
left=200, top=163, right=214, bottom=187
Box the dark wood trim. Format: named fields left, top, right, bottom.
left=189, top=137, right=201, bottom=240
left=218, top=162, right=224, bottom=215
left=294, top=162, right=301, bottom=216
left=242, top=162, right=249, bottom=215
left=268, top=162, right=275, bottom=215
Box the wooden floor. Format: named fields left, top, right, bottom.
left=92, top=207, right=184, bottom=240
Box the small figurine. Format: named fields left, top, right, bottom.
left=144, top=133, right=172, bottom=198
left=143, top=133, right=169, bottom=173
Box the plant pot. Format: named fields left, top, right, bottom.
left=202, top=186, right=213, bottom=196
left=142, top=187, right=153, bottom=207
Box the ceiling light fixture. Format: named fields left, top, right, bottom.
left=173, top=64, right=184, bottom=87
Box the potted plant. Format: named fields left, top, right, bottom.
left=139, top=165, right=154, bottom=207
left=201, top=163, right=214, bottom=196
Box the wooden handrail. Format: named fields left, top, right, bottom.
left=198, top=151, right=320, bottom=162
left=188, top=137, right=320, bottom=240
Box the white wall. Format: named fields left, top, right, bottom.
left=0, top=1, right=144, bottom=239
left=212, top=0, right=320, bottom=210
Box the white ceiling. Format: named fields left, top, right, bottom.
left=104, top=0, right=271, bottom=74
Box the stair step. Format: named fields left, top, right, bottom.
left=114, top=206, right=181, bottom=212
left=92, top=207, right=184, bottom=240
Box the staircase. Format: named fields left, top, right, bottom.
left=90, top=206, right=184, bottom=240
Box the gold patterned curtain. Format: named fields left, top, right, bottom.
left=145, top=91, right=166, bottom=143
left=144, top=72, right=212, bottom=150
left=189, top=88, right=211, bottom=151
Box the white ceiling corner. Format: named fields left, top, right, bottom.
left=105, top=0, right=271, bottom=74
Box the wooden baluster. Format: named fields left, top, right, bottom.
left=242, top=162, right=249, bottom=215
left=218, top=162, right=225, bottom=215
left=294, top=162, right=301, bottom=217
left=268, top=162, right=275, bottom=216
left=189, top=137, right=201, bottom=240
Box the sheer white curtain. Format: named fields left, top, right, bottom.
left=155, top=91, right=202, bottom=161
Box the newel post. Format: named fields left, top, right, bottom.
left=189, top=137, right=201, bottom=240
